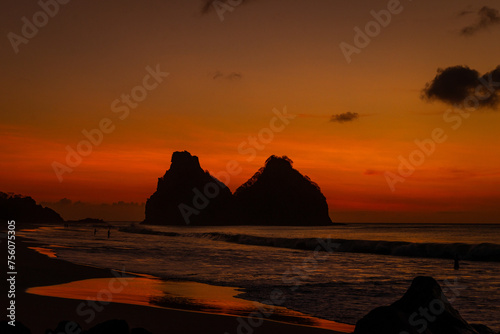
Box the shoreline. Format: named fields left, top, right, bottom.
left=9, top=236, right=348, bottom=334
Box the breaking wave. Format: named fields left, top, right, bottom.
left=119, top=226, right=500, bottom=262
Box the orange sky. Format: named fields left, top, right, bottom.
left=1, top=0, right=500, bottom=222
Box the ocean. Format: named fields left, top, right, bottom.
left=19, top=223, right=500, bottom=331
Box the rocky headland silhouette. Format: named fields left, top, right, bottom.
left=0, top=191, right=63, bottom=225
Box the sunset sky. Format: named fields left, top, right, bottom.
left=1, top=0, right=500, bottom=223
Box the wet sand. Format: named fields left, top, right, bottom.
left=10, top=237, right=348, bottom=334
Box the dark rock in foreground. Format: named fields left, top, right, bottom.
left=0, top=321, right=31, bottom=334
left=84, top=319, right=129, bottom=334
left=0, top=191, right=64, bottom=225
left=354, top=276, right=495, bottom=334
left=47, top=320, right=82, bottom=334
left=234, top=155, right=333, bottom=226
left=143, top=151, right=233, bottom=225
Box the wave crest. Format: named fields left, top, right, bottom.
left=119, top=227, right=500, bottom=262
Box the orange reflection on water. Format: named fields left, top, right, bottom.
left=28, top=247, right=57, bottom=258
left=26, top=277, right=354, bottom=332
left=27, top=277, right=164, bottom=307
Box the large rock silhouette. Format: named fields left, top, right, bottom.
left=143, top=151, right=233, bottom=225
left=234, top=155, right=332, bottom=226
left=354, top=276, right=495, bottom=334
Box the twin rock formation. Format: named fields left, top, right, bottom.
left=143, top=151, right=332, bottom=226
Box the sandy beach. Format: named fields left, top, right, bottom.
left=10, top=237, right=345, bottom=334
left=2, top=0, right=500, bottom=332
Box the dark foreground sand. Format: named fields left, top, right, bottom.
left=7, top=237, right=343, bottom=334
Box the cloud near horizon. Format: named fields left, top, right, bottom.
left=364, top=169, right=384, bottom=176
left=422, top=65, right=500, bottom=108
left=460, top=6, right=500, bottom=35
left=41, top=198, right=145, bottom=221
left=330, top=112, right=359, bottom=123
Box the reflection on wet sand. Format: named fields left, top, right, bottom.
left=26, top=276, right=353, bottom=332
left=28, top=247, right=57, bottom=258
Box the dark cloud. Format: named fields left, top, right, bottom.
left=422, top=66, right=479, bottom=104
left=211, top=70, right=242, bottom=80
left=422, top=65, right=500, bottom=108
left=460, top=6, right=500, bottom=35
left=330, top=112, right=359, bottom=123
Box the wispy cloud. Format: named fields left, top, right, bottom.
left=364, top=169, right=384, bottom=176
left=330, top=112, right=360, bottom=123
left=460, top=6, right=500, bottom=35
left=457, top=5, right=475, bottom=17
left=458, top=10, right=474, bottom=17
left=211, top=70, right=242, bottom=80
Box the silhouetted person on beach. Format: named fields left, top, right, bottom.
left=94, top=228, right=97, bottom=236
left=454, top=254, right=460, bottom=270
left=107, top=227, right=110, bottom=239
